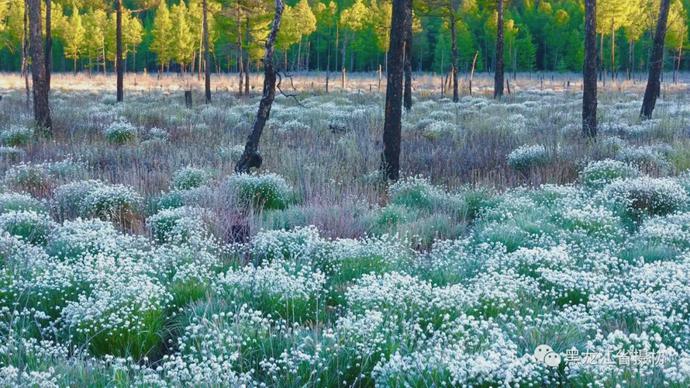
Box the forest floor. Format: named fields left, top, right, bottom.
left=0, top=72, right=690, bottom=386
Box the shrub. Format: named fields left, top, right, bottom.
left=0, top=146, right=25, bottom=162
left=61, top=269, right=170, bottom=360
left=45, top=218, right=122, bottom=260
left=0, top=211, right=55, bottom=245
left=0, top=193, right=46, bottom=214
left=4, top=164, right=53, bottom=197
left=225, top=173, right=292, bottom=210
left=580, top=160, right=639, bottom=188
left=388, top=176, right=445, bottom=210
left=603, top=177, right=688, bottom=218
left=53, top=180, right=142, bottom=226
left=81, top=184, right=143, bottom=225
left=0, top=126, right=33, bottom=147
left=616, top=145, right=671, bottom=172
left=104, top=120, right=138, bottom=144
left=171, top=167, right=211, bottom=190
left=213, top=259, right=326, bottom=323
left=146, top=127, right=169, bottom=142
left=53, top=180, right=105, bottom=220
left=507, top=144, right=550, bottom=171
left=147, top=207, right=208, bottom=243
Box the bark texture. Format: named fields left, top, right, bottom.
left=583, top=0, right=597, bottom=137
left=45, top=0, right=51, bottom=91
left=403, top=0, right=413, bottom=111
left=28, top=0, right=51, bottom=130
left=640, top=0, right=671, bottom=119
left=116, top=0, right=123, bottom=102
left=450, top=14, right=459, bottom=102
left=235, top=0, right=284, bottom=174
left=381, top=0, right=411, bottom=181
left=203, top=0, right=211, bottom=103
left=493, top=0, right=504, bottom=98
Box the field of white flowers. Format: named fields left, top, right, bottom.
left=1, top=77, right=690, bottom=386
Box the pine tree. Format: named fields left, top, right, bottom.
left=151, top=0, right=173, bottom=71
left=83, top=8, right=107, bottom=73
left=63, top=4, right=85, bottom=73
left=583, top=0, right=598, bottom=137
left=171, top=0, right=194, bottom=71
left=28, top=0, right=51, bottom=130
left=640, top=0, right=672, bottom=119
left=381, top=0, right=412, bottom=181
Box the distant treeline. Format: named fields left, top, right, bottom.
left=0, top=0, right=688, bottom=75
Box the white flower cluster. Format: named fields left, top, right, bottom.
left=507, top=144, right=551, bottom=171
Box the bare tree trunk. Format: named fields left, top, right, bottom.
left=203, top=0, right=211, bottom=103
left=450, top=14, right=459, bottom=102
left=116, top=0, right=123, bottom=102
left=583, top=0, right=597, bottom=137
left=640, top=0, right=671, bottom=119
left=237, top=5, right=243, bottom=96
left=28, top=0, right=51, bottom=130
left=494, top=0, right=504, bottom=98
left=381, top=0, right=411, bottom=181
left=674, top=46, right=681, bottom=84
left=235, top=0, right=284, bottom=174
left=22, top=1, right=30, bottom=107
left=628, top=40, right=633, bottom=80
left=244, top=17, right=250, bottom=95
left=469, top=51, right=478, bottom=95
left=403, top=1, right=412, bottom=111
left=45, top=0, right=51, bottom=92
left=611, top=21, right=615, bottom=81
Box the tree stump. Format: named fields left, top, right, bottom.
left=184, top=90, right=192, bottom=108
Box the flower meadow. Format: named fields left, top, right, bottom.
left=2, top=78, right=690, bottom=386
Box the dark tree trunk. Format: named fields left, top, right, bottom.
left=235, top=0, right=284, bottom=174
left=22, top=0, right=30, bottom=107
left=450, top=14, right=459, bottom=102
left=469, top=51, right=478, bottom=95
left=45, top=0, right=51, bottom=92
left=381, top=0, right=411, bottom=181
left=610, top=22, right=615, bottom=81
left=237, top=5, right=243, bottom=96
left=244, top=17, right=250, bottom=95
left=494, top=0, right=504, bottom=98
left=403, top=0, right=412, bottom=111
left=583, top=0, right=597, bottom=137
left=28, top=0, right=51, bottom=130
left=116, top=0, right=123, bottom=102
left=640, top=0, right=671, bottom=119
left=203, top=0, right=211, bottom=103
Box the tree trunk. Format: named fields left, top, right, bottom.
left=628, top=40, right=633, bottom=80
left=610, top=21, right=615, bottom=81
left=583, top=0, right=597, bottom=137
left=494, top=0, right=505, bottom=98
left=674, top=46, right=682, bottom=84
left=235, top=0, right=284, bottom=174
left=381, top=0, right=411, bottom=181
left=116, top=0, right=123, bottom=102
left=403, top=0, right=412, bottom=111
left=203, top=0, right=211, bottom=103
left=450, top=14, right=459, bottom=102
left=45, top=0, right=51, bottom=92
left=244, top=17, right=250, bottom=95
left=22, top=1, right=30, bottom=107
left=640, top=0, right=671, bottom=119
left=28, top=0, right=51, bottom=130
left=469, top=51, right=478, bottom=95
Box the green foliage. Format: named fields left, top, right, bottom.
left=0, top=211, right=54, bottom=245
left=226, top=173, right=293, bottom=211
